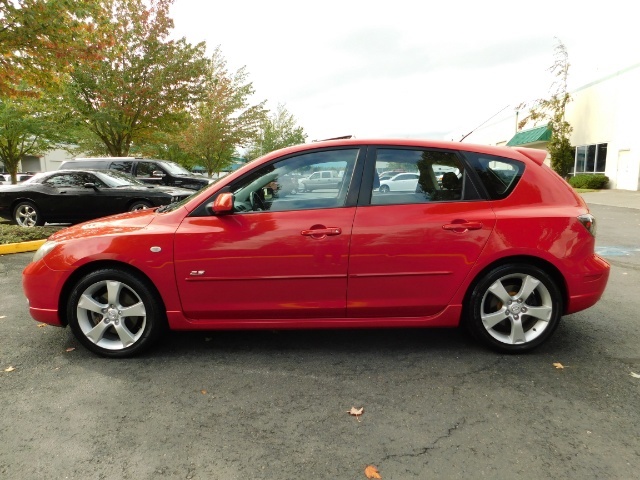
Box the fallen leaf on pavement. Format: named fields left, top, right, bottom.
left=348, top=406, right=364, bottom=421
left=630, top=372, right=640, bottom=379
left=365, top=465, right=382, bottom=479
left=553, top=362, right=565, bottom=369
left=4, top=366, right=15, bottom=372
left=201, top=390, right=207, bottom=395
left=37, top=323, right=47, bottom=328
left=0, top=315, right=6, bottom=319
left=65, top=347, right=75, bottom=352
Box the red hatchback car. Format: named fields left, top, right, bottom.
left=23, top=139, right=610, bottom=357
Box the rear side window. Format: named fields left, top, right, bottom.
left=464, top=153, right=524, bottom=200
left=110, top=161, right=133, bottom=173
left=60, top=160, right=104, bottom=169
left=370, top=148, right=481, bottom=205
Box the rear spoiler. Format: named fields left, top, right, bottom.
left=513, top=147, right=547, bottom=166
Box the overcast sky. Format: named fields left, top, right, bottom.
left=170, top=0, right=640, bottom=142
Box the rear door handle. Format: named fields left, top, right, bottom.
left=442, top=221, right=483, bottom=232
left=301, top=227, right=342, bottom=237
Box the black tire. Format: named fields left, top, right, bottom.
left=67, top=268, right=166, bottom=358
left=465, top=264, right=562, bottom=353
left=379, top=185, right=390, bottom=193
left=129, top=200, right=153, bottom=211
left=13, top=201, right=44, bottom=227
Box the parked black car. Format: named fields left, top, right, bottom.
left=59, top=157, right=214, bottom=191
left=0, top=169, right=194, bottom=226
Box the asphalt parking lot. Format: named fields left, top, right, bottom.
left=1, top=200, right=639, bottom=479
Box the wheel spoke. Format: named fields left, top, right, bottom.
left=77, top=293, right=106, bottom=314
left=488, top=279, right=512, bottom=305
left=120, top=301, right=146, bottom=318
left=481, top=309, right=509, bottom=329
left=85, top=321, right=111, bottom=344
left=113, top=322, right=136, bottom=347
left=516, top=275, right=540, bottom=302
left=106, top=281, right=123, bottom=306
left=525, top=305, right=553, bottom=321
left=508, top=318, right=527, bottom=344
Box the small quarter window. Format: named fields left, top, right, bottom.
left=464, top=153, right=524, bottom=199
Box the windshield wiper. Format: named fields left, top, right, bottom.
left=156, top=202, right=177, bottom=213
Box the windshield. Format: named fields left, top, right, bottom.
left=92, top=170, right=146, bottom=187
left=158, top=160, right=192, bottom=175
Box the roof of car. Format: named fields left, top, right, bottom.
left=255, top=138, right=546, bottom=164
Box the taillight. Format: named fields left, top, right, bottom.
left=578, top=213, right=596, bottom=237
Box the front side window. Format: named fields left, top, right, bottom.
left=230, top=148, right=359, bottom=213
left=136, top=162, right=163, bottom=178
left=372, top=148, right=475, bottom=205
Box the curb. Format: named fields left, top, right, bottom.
left=0, top=239, right=46, bottom=255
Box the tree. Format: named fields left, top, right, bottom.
left=245, top=104, right=307, bottom=160
left=130, top=129, right=198, bottom=167
left=518, top=40, right=574, bottom=178
left=0, top=95, right=66, bottom=183
left=184, top=47, right=267, bottom=177
left=63, top=0, right=207, bottom=157
left=0, top=0, right=102, bottom=97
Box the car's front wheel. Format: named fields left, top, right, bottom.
left=465, top=264, right=562, bottom=353
left=13, top=201, right=43, bottom=227
left=129, top=200, right=153, bottom=211
left=67, top=269, right=166, bottom=357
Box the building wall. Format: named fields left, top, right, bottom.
left=460, top=62, right=640, bottom=191
left=40, top=148, right=75, bottom=171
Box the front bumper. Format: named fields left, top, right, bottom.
left=22, top=259, right=68, bottom=326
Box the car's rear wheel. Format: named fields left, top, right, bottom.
left=67, top=269, right=165, bottom=357
left=13, top=201, right=43, bottom=227
left=129, top=200, right=153, bottom=211
left=466, top=264, right=562, bottom=353
left=379, top=185, right=390, bottom=193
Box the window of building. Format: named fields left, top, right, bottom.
left=574, top=143, right=607, bottom=174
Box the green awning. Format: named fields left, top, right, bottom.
left=507, top=125, right=551, bottom=146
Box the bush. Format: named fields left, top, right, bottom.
left=0, top=222, right=63, bottom=244
left=568, top=174, right=609, bottom=189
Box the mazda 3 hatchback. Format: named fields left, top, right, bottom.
left=23, top=139, right=610, bottom=357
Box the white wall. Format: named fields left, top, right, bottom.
left=458, top=62, right=640, bottom=191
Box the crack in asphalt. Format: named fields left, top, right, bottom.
left=381, top=417, right=468, bottom=462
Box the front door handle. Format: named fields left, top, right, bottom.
left=301, top=227, right=342, bottom=238
left=442, top=220, right=483, bottom=233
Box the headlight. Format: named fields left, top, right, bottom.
left=32, top=241, right=57, bottom=263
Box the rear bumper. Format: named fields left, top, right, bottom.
left=565, top=254, right=610, bottom=314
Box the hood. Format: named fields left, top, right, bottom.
left=49, top=208, right=157, bottom=242
left=144, top=185, right=194, bottom=197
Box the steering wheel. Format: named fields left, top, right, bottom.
left=249, top=190, right=266, bottom=211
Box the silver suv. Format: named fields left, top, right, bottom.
left=59, top=157, right=213, bottom=191
left=299, top=170, right=342, bottom=192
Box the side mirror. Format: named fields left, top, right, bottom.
left=209, top=192, right=234, bottom=215
left=83, top=183, right=98, bottom=190
left=152, top=170, right=166, bottom=177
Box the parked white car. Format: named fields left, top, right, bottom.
left=378, top=172, right=419, bottom=193
left=0, top=173, right=34, bottom=185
